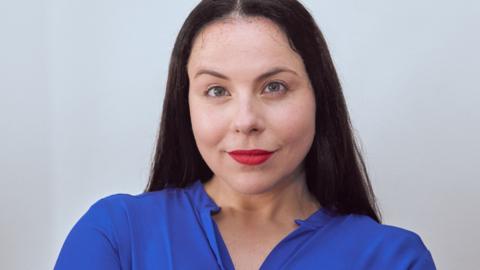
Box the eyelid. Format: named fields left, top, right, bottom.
left=204, top=80, right=289, bottom=98
left=205, top=85, right=230, bottom=97
left=262, top=80, right=289, bottom=95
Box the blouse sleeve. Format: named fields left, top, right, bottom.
left=54, top=196, right=124, bottom=270
left=410, top=249, right=437, bottom=270
left=395, top=229, right=437, bottom=270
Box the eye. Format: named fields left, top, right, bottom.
left=206, top=86, right=230, bottom=97
left=263, top=81, right=288, bottom=95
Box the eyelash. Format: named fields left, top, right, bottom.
left=205, top=81, right=289, bottom=98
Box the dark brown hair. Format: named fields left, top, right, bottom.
left=145, top=0, right=382, bottom=223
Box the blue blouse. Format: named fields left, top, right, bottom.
left=54, top=180, right=436, bottom=269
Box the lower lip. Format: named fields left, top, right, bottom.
left=228, top=152, right=273, bottom=165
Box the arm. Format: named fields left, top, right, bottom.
left=54, top=197, right=123, bottom=270
left=410, top=250, right=436, bottom=270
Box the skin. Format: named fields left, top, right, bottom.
left=187, top=16, right=320, bottom=270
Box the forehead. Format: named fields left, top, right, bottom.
left=187, top=16, right=304, bottom=75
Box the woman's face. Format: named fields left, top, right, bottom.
left=187, top=17, right=316, bottom=194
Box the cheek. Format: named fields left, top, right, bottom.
left=189, top=101, right=228, bottom=152
left=270, top=94, right=316, bottom=151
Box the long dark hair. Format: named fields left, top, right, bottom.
left=145, top=0, right=381, bottom=223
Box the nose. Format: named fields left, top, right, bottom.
left=232, top=96, right=265, bottom=135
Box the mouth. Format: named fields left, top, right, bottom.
left=227, top=149, right=275, bottom=166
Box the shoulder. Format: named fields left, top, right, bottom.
left=354, top=215, right=427, bottom=244
left=332, top=214, right=429, bottom=251
left=64, top=187, right=196, bottom=254
left=83, top=187, right=192, bottom=225
left=336, top=214, right=423, bottom=239
left=94, top=187, right=190, bottom=208
left=318, top=213, right=436, bottom=269
left=56, top=188, right=195, bottom=269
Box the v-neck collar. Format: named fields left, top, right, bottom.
left=186, top=179, right=335, bottom=228
left=185, top=179, right=336, bottom=270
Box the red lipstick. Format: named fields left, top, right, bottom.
left=227, top=149, right=274, bottom=165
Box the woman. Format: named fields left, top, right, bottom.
left=55, top=0, right=436, bottom=269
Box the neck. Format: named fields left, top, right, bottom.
left=203, top=171, right=320, bottom=224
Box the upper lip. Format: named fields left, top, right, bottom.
left=228, top=149, right=274, bottom=155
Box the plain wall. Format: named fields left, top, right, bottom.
left=1, top=0, right=478, bottom=269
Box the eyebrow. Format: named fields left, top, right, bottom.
left=193, top=66, right=298, bottom=81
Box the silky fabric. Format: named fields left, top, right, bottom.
left=55, top=180, right=436, bottom=269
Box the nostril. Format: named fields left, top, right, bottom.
left=235, top=127, right=259, bottom=133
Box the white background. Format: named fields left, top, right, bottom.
left=1, top=0, right=478, bottom=269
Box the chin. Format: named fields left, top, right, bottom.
left=223, top=174, right=283, bottom=195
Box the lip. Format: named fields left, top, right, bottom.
left=227, top=149, right=274, bottom=165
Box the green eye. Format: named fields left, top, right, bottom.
left=206, top=86, right=230, bottom=97
left=264, top=81, right=287, bottom=94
